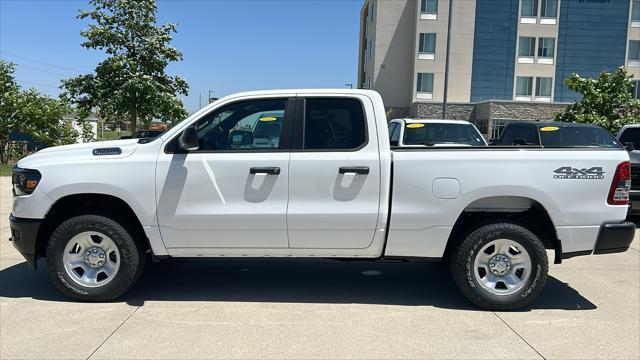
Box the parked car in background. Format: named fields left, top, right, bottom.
left=490, top=122, right=621, bottom=148
left=617, top=124, right=640, bottom=215
left=388, top=119, right=487, bottom=147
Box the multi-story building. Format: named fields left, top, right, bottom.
left=358, top=0, right=640, bottom=137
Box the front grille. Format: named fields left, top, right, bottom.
left=631, top=166, right=640, bottom=190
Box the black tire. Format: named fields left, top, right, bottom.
left=451, top=222, right=548, bottom=311
left=46, top=214, right=145, bottom=301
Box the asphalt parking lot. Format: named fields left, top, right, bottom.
left=1, top=176, right=639, bottom=359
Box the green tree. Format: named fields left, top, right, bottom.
left=555, top=67, right=640, bottom=134
left=0, top=60, right=75, bottom=164
left=61, top=0, right=189, bottom=133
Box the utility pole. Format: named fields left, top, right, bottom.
left=442, top=0, right=453, bottom=119
left=199, top=93, right=202, bottom=109
left=208, top=90, right=215, bottom=103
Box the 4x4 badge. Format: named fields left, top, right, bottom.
left=553, top=166, right=604, bottom=179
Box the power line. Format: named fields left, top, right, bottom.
left=15, top=79, right=61, bottom=89
left=0, top=50, right=87, bottom=72
left=7, top=62, right=73, bottom=77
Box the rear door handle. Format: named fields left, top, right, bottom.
left=250, top=167, right=280, bottom=175
left=339, top=166, right=370, bottom=175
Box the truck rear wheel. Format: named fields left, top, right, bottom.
left=451, top=222, right=548, bottom=310
left=46, top=215, right=145, bottom=301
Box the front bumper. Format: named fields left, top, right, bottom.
left=593, top=221, right=636, bottom=255
left=8, top=214, right=41, bottom=270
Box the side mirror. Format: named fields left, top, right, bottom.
left=488, top=138, right=501, bottom=145
left=625, top=142, right=635, bottom=152
left=179, top=126, right=199, bottom=151
left=512, top=138, right=527, bottom=146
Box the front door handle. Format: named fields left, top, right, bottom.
left=250, top=167, right=280, bottom=175
left=339, top=166, right=370, bottom=175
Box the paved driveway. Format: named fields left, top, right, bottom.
left=1, top=176, right=638, bottom=359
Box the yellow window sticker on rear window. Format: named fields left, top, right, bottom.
left=406, top=123, right=425, bottom=128
left=260, top=116, right=277, bottom=122
left=540, top=126, right=559, bottom=132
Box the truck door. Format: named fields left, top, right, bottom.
left=287, top=95, right=381, bottom=249
left=155, top=96, right=295, bottom=249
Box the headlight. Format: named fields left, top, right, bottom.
left=12, top=166, right=41, bottom=196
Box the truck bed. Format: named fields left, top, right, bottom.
left=384, top=147, right=629, bottom=258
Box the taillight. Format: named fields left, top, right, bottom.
left=608, top=161, right=631, bottom=205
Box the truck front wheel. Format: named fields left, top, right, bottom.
left=451, top=222, right=548, bottom=310
left=46, top=215, right=145, bottom=301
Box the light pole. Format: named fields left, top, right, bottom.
left=345, top=83, right=353, bottom=89
left=442, top=0, right=453, bottom=119
left=208, top=90, right=215, bottom=103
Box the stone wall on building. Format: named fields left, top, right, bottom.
left=479, top=101, right=570, bottom=121
left=394, top=100, right=572, bottom=137
left=409, top=103, right=475, bottom=120
left=385, top=106, right=411, bottom=120
left=406, top=101, right=568, bottom=122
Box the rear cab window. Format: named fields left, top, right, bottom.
left=402, top=122, right=486, bottom=146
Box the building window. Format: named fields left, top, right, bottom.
left=518, top=37, right=536, bottom=63
left=540, top=0, right=557, bottom=23
left=632, top=0, right=640, bottom=27
left=421, top=0, right=437, bottom=20
left=418, top=33, right=436, bottom=60
left=521, top=0, right=538, bottom=23
left=417, top=72, right=434, bottom=99
left=370, top=1, right=375, bottom=22
left=535, top=77, right=552, bottom=101
left=629, top=40, right=640, bottom=66
left=515, top=76, right=533, bottom=100
left=537, top=37, right=555, bottom=64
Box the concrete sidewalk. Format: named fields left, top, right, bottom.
left=1, top=176, right=638, bottom=359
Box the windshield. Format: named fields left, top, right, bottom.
left=539, top=126, right=621, bottom=148
left=402, top=123, right=486, bottom=146
left=619, top=127, right=640, bottom=150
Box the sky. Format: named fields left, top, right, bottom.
left=0, top=0, right=364, bottom=113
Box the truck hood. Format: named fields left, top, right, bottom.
left=18, top=139, right=140, bottom=169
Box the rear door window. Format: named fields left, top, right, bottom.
left=500, top=126, right=517, bottom=145
left=303, top=98, right=367, bottom=150
left=619, top=127, right=640, bottom=149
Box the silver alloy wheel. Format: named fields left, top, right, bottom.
left=472, top=238, right=532, bottom=296
left=62, top=231, right=120, bottom=288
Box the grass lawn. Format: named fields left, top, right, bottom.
left=0, top=163, right=14, bottom=176
left=97, top=130, right=131, bottom=141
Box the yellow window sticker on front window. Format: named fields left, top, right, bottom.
left=406, top=123, right=425, bottom=128
left=259, top=116, right=277, bottom=122
left=540, top=126, right=559, bottom=132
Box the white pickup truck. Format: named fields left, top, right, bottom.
left=9, top=89, right=635, bottom=310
